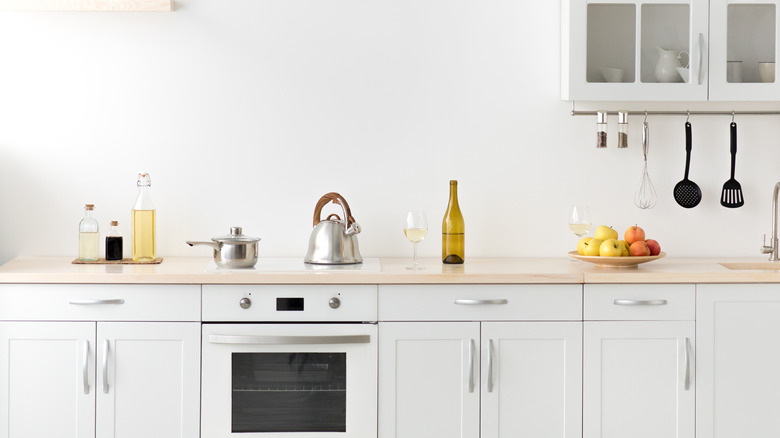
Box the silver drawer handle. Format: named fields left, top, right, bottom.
left=454, top=299, right=509, bottom=305
left=69, top=299, right=125, bottom=305
left=487, top=338, right=495, bottom=393
left=684, top=337, right=692, bottom=391
left=613, top=299, right=668, bottom=306
left=208, top=334, right=370, bottom=345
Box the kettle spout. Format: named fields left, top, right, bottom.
left=346, top=222, right=361, bottom=236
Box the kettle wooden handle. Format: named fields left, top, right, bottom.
left=312, top=192, right=356, bottom=227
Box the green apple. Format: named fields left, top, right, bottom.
left=577, top=237, right=593, bottom=255
left=594, top=225, right=618, bottom=241
left=599, top=239, right=623, bottom=257
left=583, top=238, right=603, bottom=256
left=618, top=240, right=630, bottom=256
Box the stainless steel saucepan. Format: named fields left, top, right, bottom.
left=187, top=226, right=260, bottom=268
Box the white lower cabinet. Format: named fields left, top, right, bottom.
left=378, top=284, right=583, bottom=438
left=697, top=284, right=780, bottom=438
left=583, top=284, right=696, bottom=438
left=0, top=321, right=200, bottom=438
left=583, top=321, right=695, bottom=438
left=0, top=284, right=201, bottom=438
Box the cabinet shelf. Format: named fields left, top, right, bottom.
left=0, top=0, right=173, bottom=11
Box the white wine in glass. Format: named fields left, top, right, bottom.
left=568, top=205, right=592, bottom=237
left=404, top=211, right=428, bottom=270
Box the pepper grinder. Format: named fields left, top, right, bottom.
left=596, top=111, right=607, bottom=148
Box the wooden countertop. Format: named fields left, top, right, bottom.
left=2, top=256, right=780, bottom=284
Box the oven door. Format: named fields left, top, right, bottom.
left=201, top=323, right=377, bottom=438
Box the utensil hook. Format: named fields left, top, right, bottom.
left=686, top=110, right=690, bottom=123
left=732, top=111, right=735, bottom=123
left=644, top=111, right=648, bottom=123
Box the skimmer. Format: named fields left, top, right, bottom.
left=634, top=118, right=657, bottom=209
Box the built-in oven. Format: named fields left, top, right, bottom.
left=201, top=285, right=377, bottom=438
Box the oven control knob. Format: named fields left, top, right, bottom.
left=329, top=297, right=341, bottom=309
left=239, top=297, right=252, bottom=309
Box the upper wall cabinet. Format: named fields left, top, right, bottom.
left=0, top=0, right=172, bottom=11
left=562, top=0, right=780, bottom=101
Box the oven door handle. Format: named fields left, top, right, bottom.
left=208, top=334, right=371, bottom=345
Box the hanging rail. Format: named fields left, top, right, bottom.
left=570, top=101, right=780, bottom=117
left=570, top=109, right=780, bottom=116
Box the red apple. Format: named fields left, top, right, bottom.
left=624, top=225, right=646, bottom=245
left=645, top=239, right=661, bottom=256
left=629, top=240, right=651, bottom=256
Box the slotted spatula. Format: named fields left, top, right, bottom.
left=720, top=121, right=744, bottom=208
left=673, top=121, right=702, bottom=208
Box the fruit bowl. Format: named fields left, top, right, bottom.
left=567, top=251, right=666, bottom=268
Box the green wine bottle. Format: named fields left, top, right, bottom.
left=442, top=180, right=465, bottom=264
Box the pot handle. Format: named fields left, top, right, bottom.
left=312, top=192, right=356, bottom=227
left=186, top=241, right=221, bottom=250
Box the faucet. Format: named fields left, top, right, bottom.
left=761, top=182, right=780, bottom=261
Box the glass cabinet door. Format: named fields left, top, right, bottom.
left=563, top=0, right=709, bottom=101
left=710, top=0, right=779, bottom=100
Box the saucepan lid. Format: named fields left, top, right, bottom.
left=212, top=226, right=260, bottom=244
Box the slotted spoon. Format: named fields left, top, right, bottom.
left=720, top=121, right=744, bottom=208
left=634, top=119, right=657, bottom=209
left=673, top=121, right=702, bottom=208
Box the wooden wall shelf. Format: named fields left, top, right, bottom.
left=0, top=0, right=173, bottom=11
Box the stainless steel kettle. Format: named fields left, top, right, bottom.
left=304, top=192, right=363, bottom=264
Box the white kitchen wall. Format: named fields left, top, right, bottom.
left=0, top=0, right=779, bottom=265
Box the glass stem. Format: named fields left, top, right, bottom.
left=413, top=242, right=418, bottom=266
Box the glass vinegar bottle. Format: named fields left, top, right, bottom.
left=442, top=180, right=465, bottom=264
left=132, top=173, right=156, bottom=261
left=78, top=204, right=99, bottom=261
left=105, top=221, right=123, bottom=261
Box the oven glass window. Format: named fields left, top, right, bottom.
left=232, top=353, right=347, bottom=433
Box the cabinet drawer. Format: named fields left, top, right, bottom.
left=378, top=285, right=582, bottom=321
left=584, top=284, right=695, bottom=321
left=0, top=284, right=201, bottom=321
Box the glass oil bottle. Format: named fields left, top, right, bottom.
left=132, top=173, right=156, bottom=261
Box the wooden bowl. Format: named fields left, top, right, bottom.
left=567, top=251, right=666, bottom=268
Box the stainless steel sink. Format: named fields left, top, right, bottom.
left=720, top=262, right=780, bottom=270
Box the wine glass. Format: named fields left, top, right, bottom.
left=404, top=211, right=428, bottom=270
left=568, top=205, right=592, bottom=237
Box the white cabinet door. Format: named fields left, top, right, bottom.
left=96, top=322, right=201, bottom=438
left=481, top=322, right=582, bottom=438
left=697, top=284, right=780, bottom=437
left=0, top=322, right=96, bottom=438
left=583, top=321, right=695, bottom=438
left=562, top=0, right=709, bottom=101
left=379, top=322, right=480, bottom=438
left=709, top=0, right=780, bottom=100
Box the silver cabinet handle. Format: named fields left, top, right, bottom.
left=69, top=299, right=125, bottom=305
left=468, top=339, right=476, bottom=393
left=82, top=340, right=90, bottom=395
left=208, top=334, right=370, bottom=345
left=454, top=299, right=509, bottom=305
left=102, top=339, right=109, bottom=394
left=613, top=299, right=668, bottom=306
left=698, top=33, right=704, bottom=85
left=487, top=339, right=495, bottom=393
left=684, top=337, right=691, bottom=391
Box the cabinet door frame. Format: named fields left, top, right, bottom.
left=709, top=0, right=780, bottom=100
left=697, top=284, right=780, bottom=437
left=0, top=321, right=96, bottom=438
left=481, top=322, right=582, bottom=438
left=96, top=322, right=201, bottom=438
left=583, top=321, right=695, bottom=438
left=378, top=321, right=480, bottom=438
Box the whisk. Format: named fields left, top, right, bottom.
left=634, top=117, right=657, bottom=209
